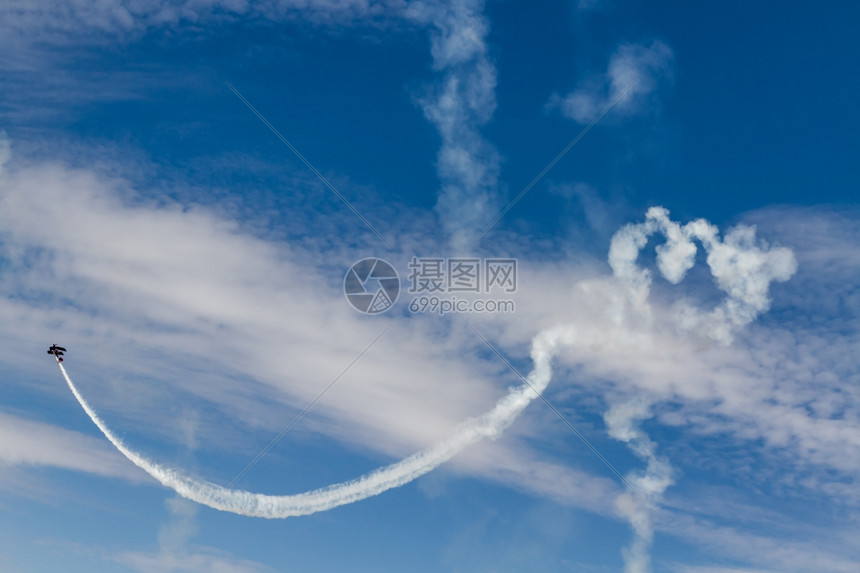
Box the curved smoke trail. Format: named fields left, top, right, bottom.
left=58, top=326, right=573, bottom=518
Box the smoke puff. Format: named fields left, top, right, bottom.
left=609, top=207, right=796, bottom=344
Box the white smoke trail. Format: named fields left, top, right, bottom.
left=555, top=41, right=674, bottom=124
left=57, top=326, right=574, bottom=518
left=605, top=399, right=673, bottom=573
left=407, top=0, right=500, bottom=251
left=609, top=206, right=797, bottom=344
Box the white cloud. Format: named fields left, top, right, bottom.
left=115, top=546, right=273, bottom=573
left=0, top=140, right=512, bottom=484
left=441, top=438, right=619, bottom=517
left=0, top=411, right=143, bottom=481
left=158, top=495, right=199, bottom=555
left=0, top=0, right=399, bottom=44
left=1, top=138, right=859, bottom=567
left=0, top=0, right=502, bottom=251
left=675, top=565, right=780, bottom=573
left=0, top=0, right=404, bottom=123
left=663, top=509, right=860, bottom=573
left=552, top=41, right=674, bottom=124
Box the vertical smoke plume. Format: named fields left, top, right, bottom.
left=599, top=207, right=796, bottom=571
left=407, top=0, right=500, bottom=250
left=605, top=399, right=673, bottom=573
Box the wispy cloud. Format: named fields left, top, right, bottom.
left=0, top=0, right=402, bottom=45
left=0, top=1, right=400, bottom=126
left=0, top=136, right=508, bottom=461
left=115, top=545, right=273, bottom=573
left=550, top=41, right=674, bottom=124
left=2, top=134, right=859, bottom=568
left=664, top=509, right=860, bottom=573
left=1, top=0, right=502, bottom=251
left=0, top=411, right=143, bottom=481
left=158, top=495, right=199, bottom=556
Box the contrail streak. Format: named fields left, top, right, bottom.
left=57, top=326, right=572, bottom=518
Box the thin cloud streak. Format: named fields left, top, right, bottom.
left=0, top=411, right=143, bottom=481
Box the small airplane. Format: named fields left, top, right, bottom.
left=47, top=344, right=67, bottom=362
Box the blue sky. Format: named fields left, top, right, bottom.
left=1, top=1, right=859, bottom=572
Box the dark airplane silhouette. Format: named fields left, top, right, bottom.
left=47, top=344, right=67, bottom=362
